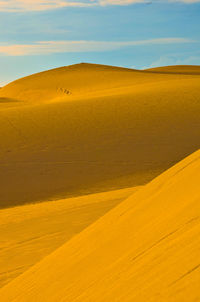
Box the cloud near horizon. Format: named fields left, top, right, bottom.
left=0, top=0, right=199, bottom=12
left=0, top=38, right=195, bottom=56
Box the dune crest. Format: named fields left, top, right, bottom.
left=147, top=64, right=200, bottom=75
left=0, top=149, right=199, bottom=301
left=1, top=63, right=200, bottom=102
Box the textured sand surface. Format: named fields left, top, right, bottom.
left=0, top=63, right=200, bottom=208
left=0, top=64, right=199, bottom=301
left=0, top=149, right=199, bottom=301
left=0, top=186, right=138, bottom=288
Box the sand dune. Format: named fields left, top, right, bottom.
left=0, top=63, right=200, bottom=208
left=0, top=186, right=138, bottom=288
left=0, top=64, right=199, bottom=300
left=1, top=63, right=200, bottom=103
left=0, top=149, right=199, bottom=301
left=147, top=65, right=200, bottom=75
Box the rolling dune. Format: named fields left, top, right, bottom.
left=0, top=186, right=138, bottom=288
left=2, top=63, right=199, bottom=103
left=0, top=63, right=200, bottom=208
left=0, top=149, right=199, bottom=301
left=147, top=65, right=200, bottom=75
left=0, top=64, right=199, bottom=300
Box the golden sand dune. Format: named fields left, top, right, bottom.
left=1, top=63, right=200, bottom=102
left=0, top=63, right=200, bottom=208
left=0, top=186, right=138, bottom=288
left=0, top=149, right=199, bottom=302
left=147, top=65, right=200, bottom=75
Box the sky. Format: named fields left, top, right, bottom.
left=0, top=0, right=200, bottom=86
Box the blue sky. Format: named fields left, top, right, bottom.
left=0, top=0, right=200, bottom=86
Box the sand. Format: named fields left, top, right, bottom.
left=0, top=186, right=138, bottom=288
left=0, top=63, right=200, bottom=208
left=147, top=64, right=200, bottom=75
left=0, top=63, right=199, bottom=300
left=0, top=149, right=199, bottom=301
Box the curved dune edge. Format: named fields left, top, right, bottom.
left=0, top=149, right=199, bottom=301
left=146, top=64, right=200, bottom=75
left=1, top=63, right=200, bottom=103
left=0, top=64, right=200, bottom=208
left=0, top=186, right=139, bottom=288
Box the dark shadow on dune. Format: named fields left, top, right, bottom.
left=0, top=97, right=21, bottom=103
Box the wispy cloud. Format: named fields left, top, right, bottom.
left=0, top=1, right=96, bottom=12
left=0, top=38, right=195, bottom=56
left=0, top=79, right=11, bottom=87
left=142, top=54, right=200, bottom=69
left=99, top=0, right=147, bottom=5
left=0, top=0, right=199, bottom=12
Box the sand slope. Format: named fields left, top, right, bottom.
left=2, top=63, right=199, bottom=102
left=147, top=65, right=200, bottom=75
left=0, top=186, right=138, bottom=288
left=0, top=64, right=200, bottom=208
left=0, top=149, right=199, bottom=301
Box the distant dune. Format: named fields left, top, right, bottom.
left=1, top=63, right=200, bottom=102
left=147, top=65, right=200, bottom=75
left=0, top=149, right=199, bottom=301
left=0, top=63, right=200, bottom=208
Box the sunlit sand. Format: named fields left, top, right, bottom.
left=0, top=64, right=199, bottom=208
left=0, top=149, right=199, bottom=301
left=0, top=63, right=200, bottom=301
left=0, top=186, right=139, bottom=287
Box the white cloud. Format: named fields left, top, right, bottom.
left=99, top=0, right=147, bottom=5
left=0, top=38, right=194, bottom=56
left=141, top=54, right=200, bottom=69
left=0, top=80, right=10, bottom=87
left=0, top=0, right=96, bottom=12
left=0, top=0, right=199, bottom=12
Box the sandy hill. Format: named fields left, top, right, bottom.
left=0, top=149, right=199, bottom=301
left=1, top=63, right=200, bottom=102
left=147, top=65, right=200, bottom=75
left=0, top=186, right=138, bottom=288
left=0, top=63, right=200, bottom=208
left=0, top=63, right=165, bottom=103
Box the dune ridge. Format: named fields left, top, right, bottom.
left=0, top=64, right=200, bottom=208
left=0, top=149, right=199, bottom=301
left=0, top=186, right=138, bottom=288
left=1, top=63, right=200, bottom=103
left=147, top=65, right=200, bottom=75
